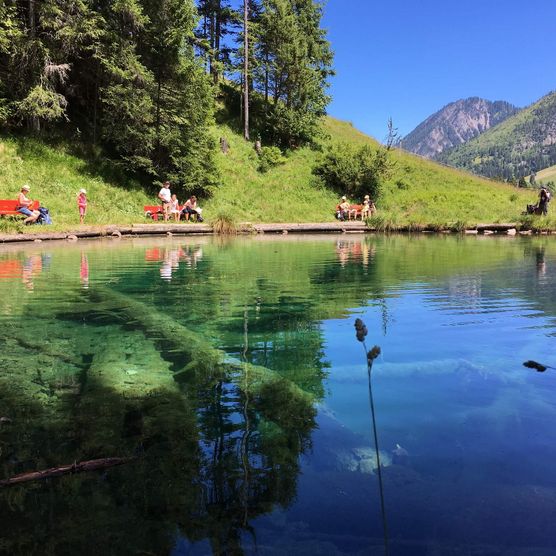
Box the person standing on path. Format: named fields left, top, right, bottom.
left=77, top=189, right=87, bottom=224
left=158, top=181, right=172, bottom=222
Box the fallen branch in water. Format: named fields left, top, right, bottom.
left=0, top=457, right=133, bottom=488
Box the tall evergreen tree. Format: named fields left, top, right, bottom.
left=251, top=0, right=333, bottom=147
left=196, top=0, right=237, bottom=83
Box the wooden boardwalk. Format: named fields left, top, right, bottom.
left=0, top=221, right=551, bottom=244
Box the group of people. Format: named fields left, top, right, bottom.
left=157, top=181, right=203, bottom=222
left=336, top=194, right=377, bottom=221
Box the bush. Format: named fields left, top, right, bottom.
left=258, top=146, right=287, bottom=173
left=313, top=142, right=393, bottom=200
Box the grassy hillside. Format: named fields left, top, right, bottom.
left=0, top=116, right=550, bottom=233
left=437, top=91, right=556, bottom=180
left=0, top=137, right=153, bottom=231
left=530, top=163, right=556, bottom=186
left=206, top=117, right=540, bottom=227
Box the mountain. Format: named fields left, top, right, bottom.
left=401, top=97, right=519, bottom=159
left=438, top=91, right=556, bottom=180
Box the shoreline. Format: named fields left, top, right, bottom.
left=0, top=221, right=553, bottom=245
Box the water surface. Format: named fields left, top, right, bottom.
left=1, top=234, right=556, bottom=555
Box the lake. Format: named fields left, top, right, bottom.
left=1, top=234, right=556, bottom=556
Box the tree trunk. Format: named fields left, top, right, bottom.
left=213, top=0, right=221, bottom=84
left=0, top=458, right=133, bottom=488
left=243, top=0, right=249, bottom=141
left=28, top=0, right=35, bottom=38
left=264, top=53, right=269, bottom=104
left=155, top=73, right=161, bottom=150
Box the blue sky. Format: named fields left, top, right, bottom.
left=322, top=0, right=556, bottom=140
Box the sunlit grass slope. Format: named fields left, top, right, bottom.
left=0, top=136, right=153, bottom=230
left=532, top=164, right=556, bottom=185
left=207, top=117, right=545, bottom=226
left=1, top=116, right=552, bottom=232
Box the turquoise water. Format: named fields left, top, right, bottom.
left=1, top=235, right=556, bottom=555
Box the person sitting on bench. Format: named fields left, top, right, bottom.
left=16, top=185, right=40, bottom=224
left=181, top=195, right=203, bottom=222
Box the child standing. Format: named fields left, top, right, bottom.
left=77, top=189, right=87, bottom=224
left=170, top=194, right=180, bottom=222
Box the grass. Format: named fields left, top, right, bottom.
left=1, top=116, right=555, bottom=235
left=0, top=135, right=153, bottom=231
left=531, top=163, right=556, bottom=186
left=206, top=117, right=550, bottom=227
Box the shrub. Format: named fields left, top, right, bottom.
left=450, top=220, right=467, bottom=233
left=313, top=142, right=393, bottom=200
left=258, top=146, right=287, bottom=173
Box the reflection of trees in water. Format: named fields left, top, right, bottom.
left=191, top=370, right=315, bottom=554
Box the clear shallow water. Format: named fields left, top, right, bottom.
left=1, top=235, right=556, bottom=555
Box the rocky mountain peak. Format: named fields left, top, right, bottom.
left=401, top=97, right=519, bottom=159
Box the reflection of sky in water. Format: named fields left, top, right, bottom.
left=289, top=280, right=556, bottom=553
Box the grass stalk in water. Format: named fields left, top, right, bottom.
left=354, top=318, right=389, bottom=556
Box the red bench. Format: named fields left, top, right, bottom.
left=144, top=204, right=201, bottom=221
left=144, top=204, right=164, bottom=220
left=335, top=203, right=364, bottom=220
left=0, top=200, right=40, bottom=217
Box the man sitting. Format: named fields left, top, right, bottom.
left=336, top=196, right=351, bottom=221
left=16, top=185, right=40, bottom=224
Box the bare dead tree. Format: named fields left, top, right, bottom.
left=385, top=117, right=400, bottom=151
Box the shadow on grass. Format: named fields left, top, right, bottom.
left=6, top=131, right=152, bottom=196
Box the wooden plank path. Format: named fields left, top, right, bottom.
left=0, top=221, right=552, bottom=244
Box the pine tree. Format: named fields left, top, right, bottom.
left=253, top=0, right=333, bottom=147
left=196, top=0, right=237, bottom=83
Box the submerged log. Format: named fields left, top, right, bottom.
left=0, top=457, right=133, bottom=487
left=88, top=286, right=314, bottom=402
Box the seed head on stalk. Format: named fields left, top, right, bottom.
left=354, top=318, right=389, bottom=555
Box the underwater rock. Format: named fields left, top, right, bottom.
left=336, top=446, right=391, bottom=474
left=393, top=443, right=408, bottom=457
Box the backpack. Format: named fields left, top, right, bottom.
left=37, top=206, right=53, bottom=225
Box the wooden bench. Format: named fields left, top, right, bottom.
left=335, top=203, right=377, bottom=221
left=0, top=200, right=40, bottom=218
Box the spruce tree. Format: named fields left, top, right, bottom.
left=253, top=0, right=333, bottom=147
